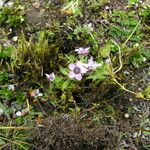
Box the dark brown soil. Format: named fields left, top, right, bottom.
left=30, top=115, right=119, bottom=150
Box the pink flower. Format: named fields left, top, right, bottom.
left=75, top=47, right=90, bottom=55
left=68, top=61, right=88, bottom=81
left=8, top=84, right=15, bottom=91
left=45, top=72, right=55, bottom=81
left=84, top=57, right=102, bottom=70
left=30, top=89, right=43, bottom=98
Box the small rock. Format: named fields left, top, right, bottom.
left=125, top=113, right=130, bottom=118
left=142, top=135, right=146, bottom=139
left=32, top=2, right=40, bottom=8
left=124, top=70, right=130, bottom=75
left=138, top=114, right=142, bottom=118
left=138, top=87, right=142, bottom=91
left=9, top=28, right=12, bottom=32
left=105, top=6, right=109, bottom=10
left=12, top=36, right=18, bottom=42
left=135, top=43, right=139, bottom=47
left=16, top=111, right=22, bottom=117
left=132, top=132, right=138, bottom=138
left=143, top=57, right=146, bottom=62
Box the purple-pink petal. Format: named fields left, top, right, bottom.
left=75, top=47, right=90, bottom=55
left=75, top=74, right=82, bottom=81
left=76, top=61, right=83, bottom=68
left=76, top=61, right=87, bottom=74
left=79, top=47, right=84, bottom=51
left=45, top=73, right=55, bottom=81
left=85, top=47, right=90, bottom=51
left=80, top=66, right=88, bottom=74
left=69, top=64, right=75, bottom=70
left=69, top=71, right=75, bottom=78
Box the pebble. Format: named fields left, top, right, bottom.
left=124, top=70, right=130, bottom=75
left=132, top=132, right=138, bottom=138
left=134, top=106, right=140, bottom=111
left=124, top=113, right=130, bottom=118
left=16, top=111, right=22, bottom=117
left=138, top=87, right=142, bottom=91
left=134, top=43, right=139, bottom=47
left=138, top=114, right=142, bottom=118
left=12, top=36, right=18, bottom=42
left=32, top=2, right=40, bottom=8
left=105, top=6, right=109, bottom=10
left=143, top=57, right=146, bottom=62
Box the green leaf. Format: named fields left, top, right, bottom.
left=69, top=108, right=75, bottom=113
left=128, top=0, right=139, bottom=4
left=75, top=107, right=80, bottom=113
left=0, top=72, right=8, bottom=84
left=100, top=43, right=111, bottom=58
left=87, top=64, right=109, bottom=82
left=136, top=92, right=144, bottom=99
left=0, top=46, right=15, bottom=58
left=143, top=86, right=150, bottom=99
left=0, top=139, right=5, bottom=145
left=62, top=80, right=70, bottom=91
left=15, top=117, right=24, bottom=125
left=141, top=48, right=150, bottom=59
left=0, top=88, right=13, bottom=100
left=53, top=76, right=65, bottom=89
left=59, top=66, right=68, bottom=75
left=0, top=102, right=12, bottom=120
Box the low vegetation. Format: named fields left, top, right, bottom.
left=0, top=0, right=150, bottom=149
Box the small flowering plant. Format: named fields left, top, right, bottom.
left=45, top=72, right=55, bottom=82
left=84, top=57, right=102, bottom=70
left=30, top=89, right=43, bottom=99
left=69, top=61, right=88, bottom=81
left=8, top=84, right=15, bottom=91
left=66, top=46, right=104, bottom=81
left=75, top=47, right=90, bottom=56
left=43, top=46, right=109, bottom=111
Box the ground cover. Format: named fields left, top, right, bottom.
left=0, top=0, right=150, bottom=149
